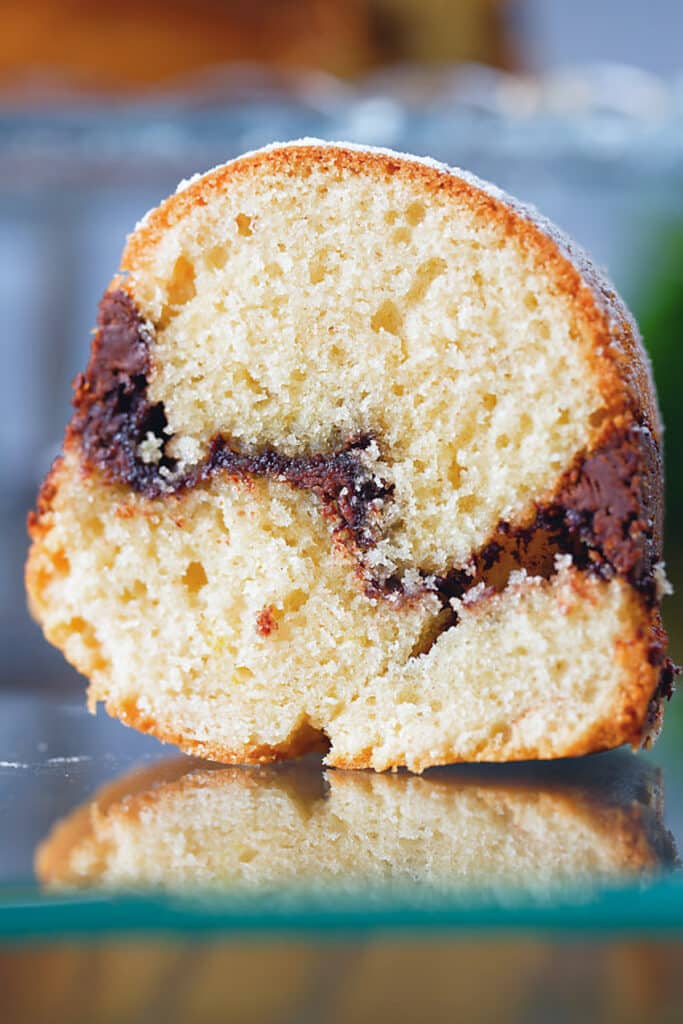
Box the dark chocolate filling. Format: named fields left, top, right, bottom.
left=72, top=289, right=178, bottom=493
left=369, top=422, right=662, bottom=606
left=72, top=289, right=664, bottom=602
left=542, top=423, right=662, bottom=602
left=187, top=434, right=393, bottom=551
left=71, top=290, right=392, bottom=551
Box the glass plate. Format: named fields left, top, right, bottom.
left=1, top=689, right=681, bottom=938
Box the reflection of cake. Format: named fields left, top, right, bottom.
left=26, top=140, right=676, bottom=771
left=36, top=754, right=676, bottom=892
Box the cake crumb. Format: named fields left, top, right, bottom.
left=137, top=432, right=164, bottom=464
left=256, top=605, right=279, bottom=637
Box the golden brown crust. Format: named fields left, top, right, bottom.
left=107, top=695, right=329, bottom=765
left=25, top=453, right=68, bottom=621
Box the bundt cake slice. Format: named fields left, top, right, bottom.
left=26, top=140, right=676, bottom=771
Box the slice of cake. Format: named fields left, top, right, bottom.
left=26, top=140, right=676, bottom=771
left=36, top=754, right=676, bottom=892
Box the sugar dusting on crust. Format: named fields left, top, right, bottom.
left=137, top=136, right=608, bottom=307
left=653, top=561, right=673, bottom=600
left=153, top=138, right=654, bottom=413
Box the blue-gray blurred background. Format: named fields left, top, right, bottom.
left=2, top=0, right=683, bottom=696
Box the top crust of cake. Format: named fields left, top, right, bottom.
left=126, top=138, right=661, bottom=440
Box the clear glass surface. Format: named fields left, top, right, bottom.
left=1, top=689, right=681, bottom=937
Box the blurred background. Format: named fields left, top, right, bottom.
left=2, top=3, right=683, bottom=1021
